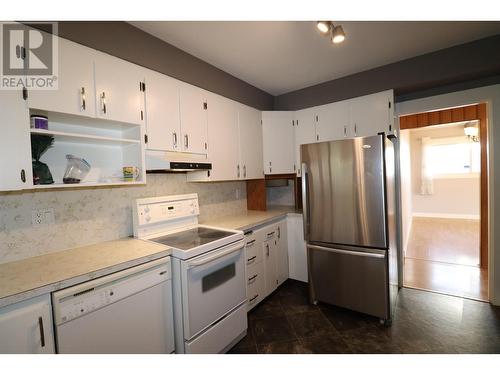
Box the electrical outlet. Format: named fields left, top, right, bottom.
left=32, top=208, right=55, bottom=227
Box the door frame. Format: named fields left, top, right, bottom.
left=399, top=103, right=488, bottom=269
left=395, top=84, right=498, bottom=305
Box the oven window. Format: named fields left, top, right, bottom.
left=202, top=263, right=236, bottom=293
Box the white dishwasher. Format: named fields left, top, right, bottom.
left=52, top=257, right=175, bottom=354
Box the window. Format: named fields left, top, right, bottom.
left=426, top=136, right=480, bottom=177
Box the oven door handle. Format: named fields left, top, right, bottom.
left=188, top=240, right=245, bottom=268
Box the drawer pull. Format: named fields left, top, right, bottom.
left=246, top=240, right=256, bottom=246
left=249, top=294, right=259, bottom=302
left=38, top=317, right=45, bottom=348
left=247, top=255, right=257, bottom=263
left=248, top=274, right=258, bottom=282
left=267, top=231, right=275, bottom=237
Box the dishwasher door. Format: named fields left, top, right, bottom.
left=52, top=258, right=175, bottom=354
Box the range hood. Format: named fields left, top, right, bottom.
left=146, top=150, right=212, bottom=172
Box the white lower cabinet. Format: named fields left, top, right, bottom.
left=244, top=218, right=289, bottom=311
left=0, top=294, right=55, bottom=354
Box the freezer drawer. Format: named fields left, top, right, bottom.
left=308, top=244, right=389, bottom=320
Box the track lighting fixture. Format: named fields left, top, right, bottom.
left=316, top=21, right=346, bottom=44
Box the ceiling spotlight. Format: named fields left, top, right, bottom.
left=331, top=25, right=346, bottom=44
left=316, top=21, right=331, bottom=34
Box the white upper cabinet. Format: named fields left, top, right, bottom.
left=316, top=101, right=350, bottom=141
left=94, top=51, right=145, bottom=125
left=349, top=90, right=394, bottom=137
left=205, top=93, right=240, bottom=180
left=144, top=70, right=181, bottom=152
left=0, top=91, right=33, bottom=191
left=0, top=294, right=55, bottom=354
left=28, top=37, right=96, bottom=117
left=179, top=83, right=208, bottom=154
left=294, top=108, right=316, bottom=176
left=262, top=111, right=295, bottom=175
left=239, top=105, right=264, bottom=180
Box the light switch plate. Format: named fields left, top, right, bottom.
left=32, top=208, right=55, bottom=227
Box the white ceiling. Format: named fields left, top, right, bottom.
left=130, top=21, right=500, bottom=96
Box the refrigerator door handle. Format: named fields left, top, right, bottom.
left=307, top=244, right=386, bottom=259
left=301, top=162, right=310, bottom=241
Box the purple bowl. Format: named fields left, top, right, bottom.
left=31, top=115, right=48, bottom=130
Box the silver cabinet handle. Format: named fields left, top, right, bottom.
left=80, top=87, right=86, bottom=111
left=38, top=316, right=45, bottom=348
left=266, top=243, right=270, bottom=256
left=247, top=255, right=257, bottom=263
left=249, top=294, right=259, bottom=302
left=246, top=239, right=256, bottom=247
left=301, top=163, right=310, bottom=241
left=237, top=164, right=240, bottom=178
left=243, top=165, right=246, bottom=178
left=354, top=123, right=357, bottom=136
left=173, top=132, right=177, bottom=148
left=277, top=227, right=281, bottom=239
left=100, top=92, right=106, bottom=114
left=344, top=125, right=347, bottom=137
left=184, top=134, right=189, bottom=149
left=248, top=274, right=258, bottom=283
left=267, top=231, right=275, bottom=238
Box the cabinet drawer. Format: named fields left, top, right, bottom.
left=245, top=236, right=262, bottom=265
left=247, top=262, right=265, bottom=311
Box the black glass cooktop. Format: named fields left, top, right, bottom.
left=150, top=226, right=234, bottom=250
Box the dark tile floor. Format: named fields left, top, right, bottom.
left=228, top=279, right=500, bottom=354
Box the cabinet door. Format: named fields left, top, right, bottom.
left=0, top=295, right=55, bottom=353
left=276, top=220, right=289, bottom=286
left=294, top=108, right=316, bottom=176
left=239, top=105, right=263, bottom=180
left=262, top=111, right=295, bottom=174
left=316, top=101, right=350, bottom=141
left=28, top=36, right=96, bottom=117
left=263, top=238, right=278, bottom=296
left=94, top=52, right=145, bottom=125
left=205, top=93, right=240, bottom=180
left=144, top=70, right=181, bottom=152
left=179, top=83, right=208, bottom=154
left=349, top=90, right=393, bottom=137
left=0, top=91, right=33, bottom=191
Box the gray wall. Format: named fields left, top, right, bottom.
left=274, top=34, right=500, bottom=110
left=57, top=22, right=274, bottom=111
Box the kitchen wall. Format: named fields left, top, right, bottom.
left=266, top=181, right=295, bottom=207
left=409, top=124, right=480, bottom=218
left=0, top=174, right=246, bottom=265
left=399, top=129, right=413, bottom=254
left=274, top=34, right=500, bottom=110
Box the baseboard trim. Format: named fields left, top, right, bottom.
left=412, top=212, right=480, bottom=220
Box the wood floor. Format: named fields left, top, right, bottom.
left=404, top=217, right=487, bottom=301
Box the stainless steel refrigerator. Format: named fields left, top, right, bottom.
left=301, top=133, right=400, bottom=324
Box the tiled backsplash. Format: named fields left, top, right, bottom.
left=0, top=174, right=246, bottom=264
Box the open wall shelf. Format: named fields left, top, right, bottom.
left=30, top=110, right=146, bottom=189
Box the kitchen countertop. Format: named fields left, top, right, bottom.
left=202, top=205, right=302, bottom=232
left=0, top=238, right=171, bottom=308
left=0, top=206, right=302, bottom=309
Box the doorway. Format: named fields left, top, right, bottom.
left=399, top=104, right=488, bottom=301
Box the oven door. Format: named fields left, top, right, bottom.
left=181, top=239, right=246, bottom=339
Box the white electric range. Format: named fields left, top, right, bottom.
left=133, top=193, right=248, bottom=354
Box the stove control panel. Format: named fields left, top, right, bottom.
left=136, top=196, right=199, bottom=226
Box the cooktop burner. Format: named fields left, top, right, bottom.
left=149, top=226, right=235, bottom=250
